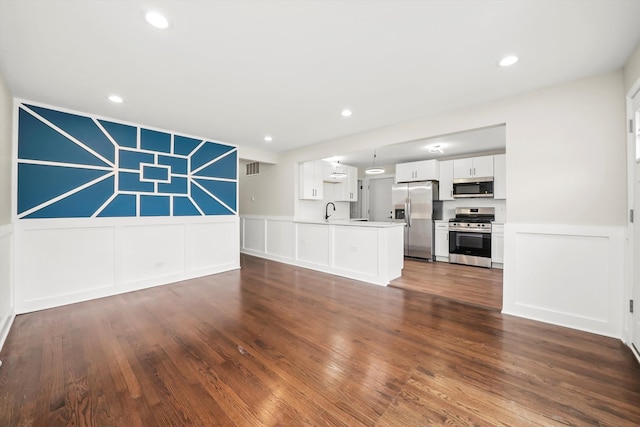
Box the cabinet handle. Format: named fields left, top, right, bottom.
left=469, top=168, right=472, bottom=176
left=473, top=167, right=476, bottom=175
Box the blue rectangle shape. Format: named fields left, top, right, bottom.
left=118, top=171, right=154, bottom=192
left=141, top=128, right=171, bottom=153
left=159, top=177, right=187, bottom=194
left=158, top=155, right=187, bottom=175
left=141, top=195, right=170, bottom=216
left=119, top=150, right=154, bottom=170
left=142, top=165, right=169, bottom=181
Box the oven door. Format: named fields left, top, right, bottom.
left=449, top=229, right=491, bottom=258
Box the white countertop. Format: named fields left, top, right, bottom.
left=294, top=219, right=405, bottom=228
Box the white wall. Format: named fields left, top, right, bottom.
left=14, top=216, right=238, bottom=313
left=240, top=70, right=628, bottom=338
left=624, top=42, right=640, bottom=95
left=0, top=71, right=14, bottom=350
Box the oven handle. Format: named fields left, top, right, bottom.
left=449, top=228, right=491, bottom=234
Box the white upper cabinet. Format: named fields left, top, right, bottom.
left=299, top=160, right=324, bottom=200
left=323, top=162, right=358, bottom=202
left=453, top=155, right=494, bottom=179
left=493, top=154, right=506, bottom=199
left=395, top=159, right=439, bottom=183
left=335, top=164, right=358, bottom=202
left=438, top=160, right=454, bottom=200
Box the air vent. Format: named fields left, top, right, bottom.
left=246, top=162, right=260, bottom=176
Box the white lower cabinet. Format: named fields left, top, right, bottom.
left=491, top=223, right=504, bottom=268
left=434, top=222, right=449, bottom=261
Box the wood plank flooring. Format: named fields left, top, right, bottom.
left=390, top=259, right=503, bottom=310
left=1, top=254, right=639, bottom=426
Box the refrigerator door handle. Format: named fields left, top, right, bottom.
left=406, top=198, right=411, bottom=227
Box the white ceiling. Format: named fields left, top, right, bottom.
left=332, top=125, right=506, bottom=171
left=1, top=0, right=640, bottom=157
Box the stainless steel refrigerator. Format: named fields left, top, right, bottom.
left=392, top=181, right=440, bottom=260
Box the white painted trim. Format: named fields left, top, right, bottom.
left=503, top=223, right=624, bottom=339
left=0, top=223, right=15, bottom=352
left=0, top=312, right=15, bottom=353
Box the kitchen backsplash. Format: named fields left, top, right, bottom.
left=442, top=198, right=506, bottom=223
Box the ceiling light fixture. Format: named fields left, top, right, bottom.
left=264, top=136, right=273, bottom=142
left=145, top=11, right=169, bottom=29
left=341, top=109, right=352, bottom=117
left=499, top=55, right=519, bottom=67
left=366, top=151, right=385, bottom=175
left=330, top=161, right=347, bottom=179
left=108, top=95, right=123, bottom=103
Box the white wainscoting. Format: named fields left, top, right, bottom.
left=14, top=216, right=239, bottom=313
left=503, top=223, right=624, bottom=338
left=0, top=223, right=15, bottom=351
left=240, top=216, right=403, bottom=286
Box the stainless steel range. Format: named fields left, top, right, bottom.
left=449, top=207, right=495, bottom=268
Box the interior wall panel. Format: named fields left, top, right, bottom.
left=118, top=224, right=185, bottom=284
left=19, top=226, right=116, bottom=304
left=503, top=224, right=623, bottom=338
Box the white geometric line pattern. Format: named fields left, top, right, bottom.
left=17, top=103, right=237, bottom=218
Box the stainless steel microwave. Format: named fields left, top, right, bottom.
left=452, top=177, right=494, bottom=198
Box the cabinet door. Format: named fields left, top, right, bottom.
left=438, top=160, right=454, bottom=200
left=434, top=225, right=449, bottom=258
left=473, top=155, right=494, bottom=177
left=493, top=154, right=506, bottom=199
left=347, top=165, right=358, bottom=201
left=415, top=159, right=439, bottom=181
left=491, top=224, right=504, bottom=264
left=395, top=162, right=416, bottom=183
left=299, top=161, right=323, bottom=200
left=453, top=158, right=474, bottom=179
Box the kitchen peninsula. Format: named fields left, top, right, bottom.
left=240, top=217, right=404, bottom=286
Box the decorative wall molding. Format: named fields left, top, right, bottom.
left=14, top=216, right=239, bottom=313
left=15, top=101, right=237, bottom=219
left=503, top=223, right=624, bottom=338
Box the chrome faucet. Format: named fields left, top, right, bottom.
left=325, top=202, right=335, bottom=221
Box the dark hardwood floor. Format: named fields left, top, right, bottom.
left=1, top=254, right=639, bottom=426
left=390, top=259, right=503, bottom=311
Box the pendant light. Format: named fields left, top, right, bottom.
left=365, top=151, right=385, bottom=174
left=330, top=161, right=347, bottom=179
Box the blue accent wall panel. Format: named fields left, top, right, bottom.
left=17, top=102, right=237, bottom=219
left=173, top=197, right=201, bottom=216
left=19, top=109, right=109, bottom=167
left=141, top=129, right=171, bottom=153
left=18, top=163, right=110, bottom=213
left=140, top=195, right=170, bottom=216
left=174, top=135, right=202, bottom=155
left=98, top=194, right=137, bottom=217
left=27, top=104, right=115, bottom=163
left=191, top=142, right=234, bottom=171
left=195, top=151, right=237, bottom=180
left=25, top=176, right=115, bottom=219
left=99, top=120, right=137, bottom=148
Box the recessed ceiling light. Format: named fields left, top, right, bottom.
left=499, top=55, right=519, bottom=67
left=108, top=95, right=123, bottom=103
left=341, top=109, right=352, bottom=117
left=145, top=11, right=169, bottom=29
left=264, top=136, right=273, bottom=142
